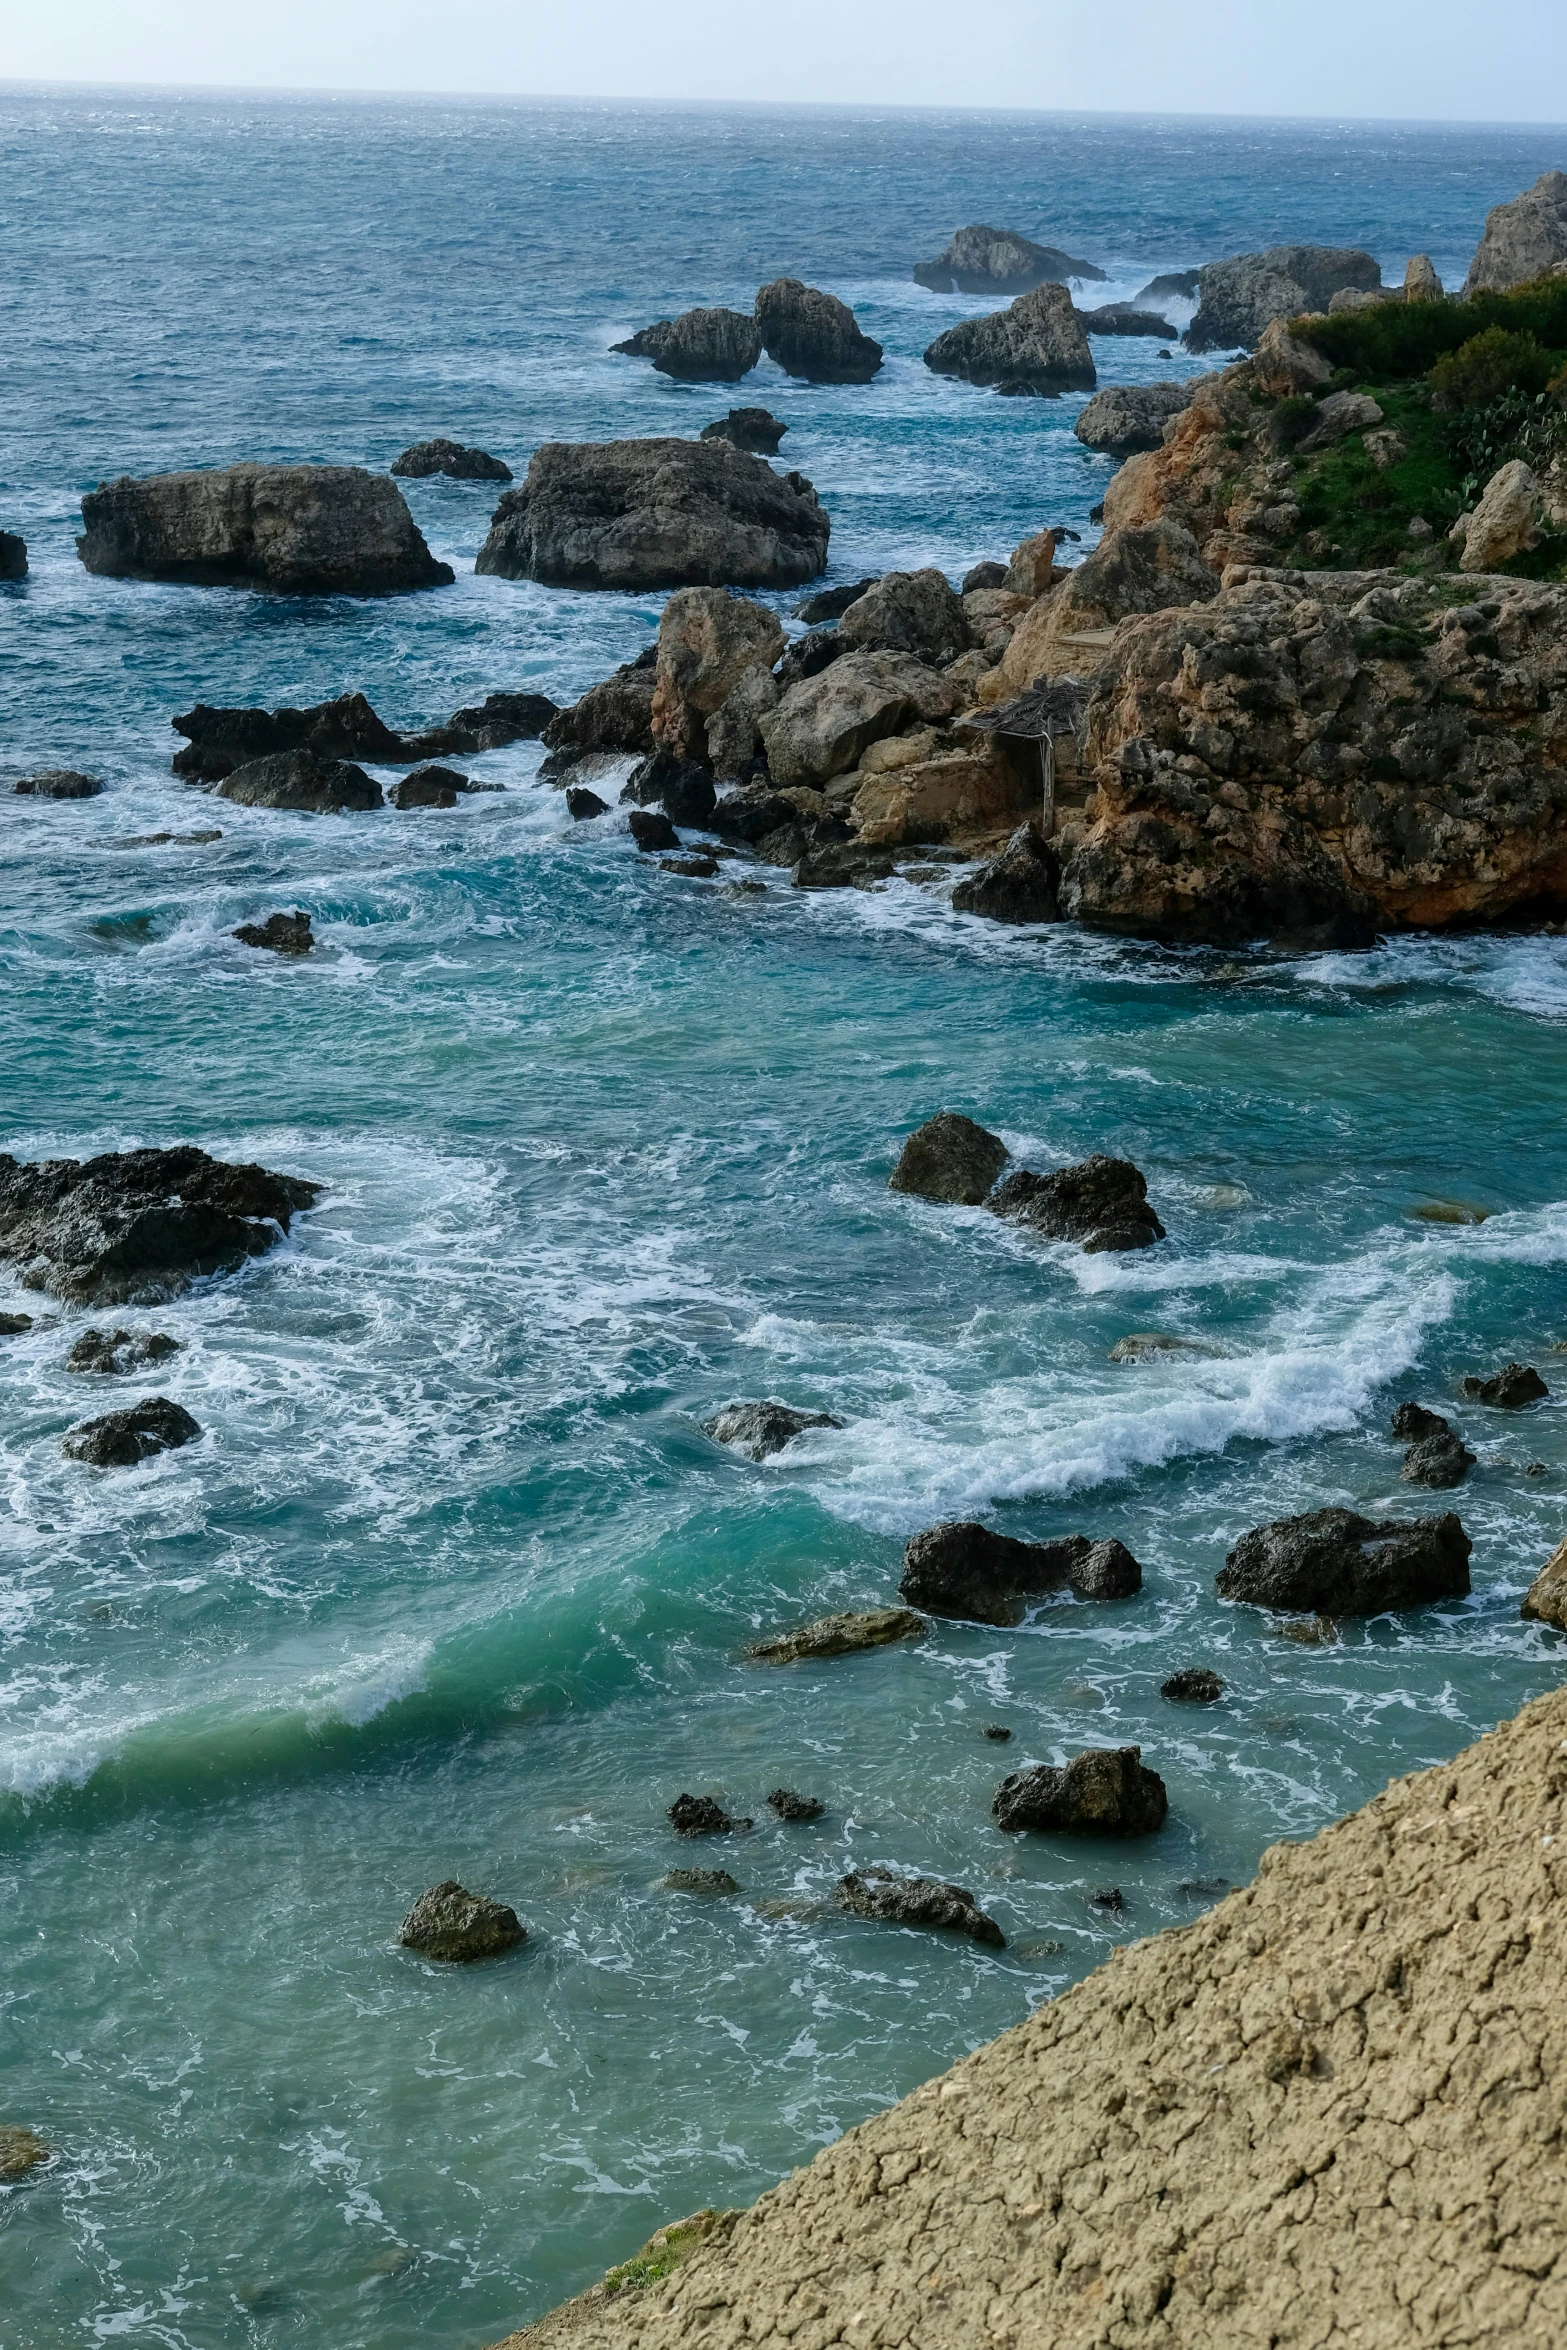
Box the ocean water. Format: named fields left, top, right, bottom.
left=3, top=84, right=1567, bottom=2350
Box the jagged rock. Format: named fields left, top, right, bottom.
left=888, top=1111, right=1008, bottom=1205
left=1465, top=169, right=1567, bottom=294
left=390, top=439, right=512, bottom=482
left=1217, top=1506, right=1472, bottom=1615
left=0, top=1313, right=34, bottom=1335
left=775, top=627, right=844, bottom=689
left=216, top=750, right=383, bottom=812
left=542, top=664, right=657, bottom=764
left=1081, top=304, right=1179, bottom=338
left=1109, top=1332, right=1216, bottom=1362
left=901, top=1520, right=1142, bottom=1626
left=991, top=1155, right=1166, bottom=1253
left=707, top=666, right=781, bottom=780
left=668, top=1793, right=751, bottom=1836
left=836, top=1866, right=1005, bottom=1947
left=628, top=808, right=679, bottom=852
left=838, top=569, right=969, bottom=664
left=702, top=409, right=787, bottom=454
left=768, top=1789, right=824, bottom=1822
left=0, top=2126, right=49, bottom=2180
left=423, top=690, right=560, bottom=755
left=171, top=691, right=404, bottom=782
left=665, top=1867, right=741, bottom=1895
left=615, top=306, right=763, bottom=382
left=1404, top=254, right=1445, bottom=301
left=924, top=283, right=1095, bottom=396
left=951, top=824, right=1060, bottom=923
left=1136, top=270, right=1201, bottom=303
left=795, top=578, right=879, bottom=624
left=0, top=1145, right=318, bottom=1305
left=1162, top=1668, right=1224, bottom=1702
left=1460, top=1363, right=1548, bottom=1408
left=66, top=1327, right=180, bottom=1374
left=623, top=751, right=717, bottom=827
left=1520, top=1537, right=1567, bottom=1628
left=565, top=786, right=609, bottom=820
left=77, top=464, right=453, bottom=594
left=652, top=584, right=785, bottom=756
left=792, top=839, right=896, bottom=889
left=0, top=530, right=26, bottom=580
left=1328, top=286, right=1396, bottom=314
left=397, top=1880, right=526, bottom=1961
left=389, top=766, right=474, bottom=810
left=1403, top=1430, right=1476, bottom=1488
left=1460, top=461, right=1541, bottom=572
left=1003, top=529, right=1061, bottom=598
left=711, top=788, right=800, bottom=842
left=1391, top=1402, right=1449, bottom=1441
left=233, top=909, right=313, bottom=953
left=1297, top=390, right=1385, bottom=451
left=988, top=517, right=1220, bottom=695
left=476, top=438, right=828, bottom=590
left=14, top=769, right=103, bottom=799
left=993, top=1747, right=1168, bottom=1836
left=703, top=1400, right=844, bottom=1459
left=913, top=226, right=1105, bottom=295
left=611, top=320, right=675, bottom=361
left=760, top=652, right=961, bottom=788
left=62, top=1395, right=201, bottom=1467
left=755, top=279, right=882, bottom=383
left=747, top=1608, right=925, bottom=1664
left=1185, top=247, right=1382, bottom=352
left=661, top=854, right=719, bottom=878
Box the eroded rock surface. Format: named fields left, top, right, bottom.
left=838, top=569, right=969, bottom=664
left=887, top=1112, right=1008, bottom=1205
left=993, top=1746, right=1168, bottom=1835
left=1217, top=1506, right=1472, bottom=1615
left=1465, top=168, right=1567, bottom=293
left=614, top=308, right=763, bottom=382
left=1460, top=1362, right=1549, bottom=1408
left=900, top=1520, right=1141, bottom=1625
left=0, top=529, right=26, bottom=580
left=66, top=1327, right=180, bottom=1375
left=990, top=1154, right=1165, bottom=1252
left=397, top=1881, right=526, bottom=1962
left=754, top=280, right=882, bottom=383
left=1073, top=381, right=1193, bottom=456
left=760, top=652, right=961, bottom=788
left=216, top=750, right=383, bottom=813
left=951, top=825, right=1060, bottom=923
left=746, top=1608, right=926, bottom=1665
left=1521, top=1536, right=1567, bottom=1627
left=668, top=1794, right=751, bottom=1837
left=0, top=1145, right=318, bottom=1305
left=767, top=1790, right=824, bottom=1823
left=234, top=909, right=314, bottom=952
left=913, top=226, right=1105, bottom=295
left=62, top=1396, right=201, bottom=1467
left=835, top=1866, right=1004, bottom=1947
left=701, top=409, right=788, bottom=455
left=1185, top=246, right=1382, bottom=351
left=77, top=464, right=453, bottom=594
left=703, top=1401, right=843, bottom=1460
left=0, top=2125, right=50, bottom=2180
left=923, top=283, right=1095, bottom=396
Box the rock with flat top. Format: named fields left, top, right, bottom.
left=77, top=464, right=453, bottom=594
left=747, top=1608, right=926, bottom=1664
left=914, top=226, right=1105, bottom=295
left=1460, top=1362, right=1548, bottom=1408
left=702, top=409, right=788, bottom=454
left=951, top=826, right=1060, bottom=924
left=901, top=1520, right=1141, bottom=1626
left=836, top=1866, right=1004, bottom=1947
left=389, top=766, right=476, bottom=810
left=993, top=1747, right=1168, bottom=1835
left=391, top=439, right=512, bottom=482
left=1465, top=169, right=1567, bottom=294
left=755, top=280, right=882, bottom=383
left=14, top=769, right=103, bottom=799
left=1217, top=1506, right=1472, bottom=1615
left=761, top=652, right=961, bottom=788
left=1185, top=247, right=1382, bottom=352
left=397, top=1880, right=526, bottom=1961
left=704, top=1400, right=844, bottom=1460
left=924, top=283, right=1095, bottom=396
left=990, top=1154, right=1165, bottom=1253
left=62, top=1395, right=201, bottom=1467
left=217, top=750, right=383, bottom=812
left=1520, top=1537, right=1567, bottom=1628
left=889, top=1112, right=1008, bottom=1205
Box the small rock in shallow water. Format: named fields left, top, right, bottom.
left=62, top=1396, right=200, bottom=1467
left=901, top=1519, right=1141, bottom=1626
left=703, top=1400, right=843, bottom=1460
left=983, top=1722, right=1012, bottom=1742
left=1273, top=1615, right=1341, bottom=1646
left=14, top=768, right=104, bottom=799
left=888, top=1111, right=1008, bottom=1206
left=0, top=2125, right=50, bottom=2179
left=565, top=786, right=609, bottom=821
left=389, top=765, right=472, bottom=810
left=660, top=855, right=719, bottom=879
left=993, top=1747, right=1169, bottom=1836
left=233, top=910, right=313, bottom=955
left=1091, top=1886, right=1126, bottom=1911
left=951, top=824, right=1060, bottom=925
left=397, top=1880, right=526, bottom=1961
left=767, top=1788, right=823, bottom=1822
left=1460, top=1363, right=1548, bottom=1408
left=217, top=749, right=383, bottom=813
left=746, top=1607, right=925, bottom=1665
left=664, top=1867, right=741, bottom=1896
left=1109, top=1332, right=1218, bottom=1363
left=668, top=1793, right=751, bottom=1837
left=991, top=1155, right=1165, bottom=1253
left=723, top=879, right=767, bottom=899
left=628, top=808, right=679, bottom=853
left=0, top=1312, right=33, bottom=1336
left=1525, top=1461, right=1548, bottom=1476
left=66, top=1327, right=180, bottom=1375
left=1402, top=1429, right=1476, bottom=1489
left=836, top=1866, right=1004, bottom=1946
left=1161, top=1667, right=1225, bottom=1703
left=1410, top=1200, right=1491, bottom=1225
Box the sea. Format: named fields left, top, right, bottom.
left=2, top=84, right=1566, bottom=2350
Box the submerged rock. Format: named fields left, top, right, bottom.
left=1162, top=1668, right=1225, bottom=1703
left=951, top=825, right=1060, bottom=924
left=1460, top=1363, right=1548, bottom=1408
left=990, top=1155, right=1166, bottom=1253
left=397, top=1880, right=527, bottom=1962
left=836, top=1866, right=1005, bottom=1947
left=77, top=463, right=454, bottom=594
left=233, top=910, right=314, bottom=954
left=390, top=438, right=513, bottom=482
left=993, top=1747, right=1168, bottom=1836
left=755, top=279, right=882, bottom=383
left=1073, top=381, right=1193, bottom=457
left=888, top=1111, right=1008, bottom=1205
left=0, top=1144, right=318, bottom=1305
left=668, top=1793, right=752, bottom=1837
left=664, top=1867, right=741, bottom=1895
left=701, top=409, right=788, bottom=454
left=62, top=1395, right=201, bottom=1467
left=923, top=283, right=1095, bottom=396
left=901, top=1520, right=1141, bottom=1626
left=1217, top=1507, right=1472, bottom=1616
left=14, top=769, right=104, bottom=800
left=217, top=750, right=383, bottom=813
left=661, top=854, right=719, bottom=879
left=913, top=226, right=1106, bottom=296
left=1520, top=1537, right=1567, bottom=1628
left=1109, top=1332, right=1217, bottom=1362
left=66, top=1327, right=180, bottom=1375
left=767, top=1789, right=824, bottom=1822
left=746, top=1608, right=926, bottom=1665
left=703, top=1400, right=844, bottom=1459
left=1185, top=246, right=1382, bottom=352
left=0, top=2125, right=50, bottom=2180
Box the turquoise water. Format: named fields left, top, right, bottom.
left=3, top=86, right=1567, bottom=2350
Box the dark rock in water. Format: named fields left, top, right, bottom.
left=66, top=1327, right=180, bottom=1375
left=836, top=1865, right=1005, bottom=1946
left=704, top=1400, right=843, bottom=1459
left=0, top=529, right=27, bottom=581
left=791, top=839, right=895, bottom=891
left=702, top=408, right=787, bottom=454
left=543, top=665, right=657, bottom=762
left=1080, top=304, right=1179, bottom=338
left=888, top=1111, right=1008, bottom=1206
left=747, top=1607, right=925, bottom=1665
left=914, top=226, right=1106, bottom=296
left=233, top=910, right=314, bottom=954
left=62, top=1395, right=201, bottom=1467
left=990, top=1155, right=1165, bottom=1253
left=668, top=1793, right=751, bottom=1837
left=1185, top=246, right=1382, bottom=353
left=421, top=689, right=559, bottom=756
left=397, top=1880, right=526, bottom=1962
left=615, top=306, right=762, bottom=382
left=1136, top=269, right=1201, bottom=303
left=623, top=751, right=717, bottom=828
left=1460, top=1363, right=1548, bottom=1408
left=217, top=750, right=383, bottom=813
left=390, top=438, right=512, bottom=482
left=611, top=320, right=674, bottom=360
left=794, top=578, right=879, bottom=625
left=0, top=1313, right=34, bottom=1336
left=1162, top=1667, right=1225, bottom=1703
left=15, top=768, right=104, bottom=800
left=1403, top=1431, right=1476, bottom=1489
left=1391, top=1401, right=1450, bottom=1442
left=171, top=690, right=406, bottom=783
left=767, top=1789, right=823, bottom=1822
left=664, top=1867, right=741, bottom=1895
left=389, top=766, right=473, bottom=810
left=1073, top=381, right=1194, bottom=457
left=984, top=1722, right=1012, bottom=1741
left=77, top=463, right=454, bottom=594
left=1217, top=1506, right=1472, bottom=1616
left=0, top=2125, right=50, bottom=2180
left=711, top=789, right=800, bottom=842
left=962, top=560, right=1009, bottom=592
left=476, top=438, right=829, bottom=591
left=565, top=786, right=610, bottom=821
left=994, top=1747, right=1168, bottom=1836
left=755, top=279, right=883, bottom=383
left=952, top=826, right=1060, bottom=924
left=661, top=854, right=719, bottom=878
left=628, top=808, right=679, bottom=853
left=0, top=1144, right=318, bottom=1306
left=774, top=628, right=844, bottom=690
left=901, top=1519, right=1142, bottom=1626
left=1091, top=1886, right=1126, bottom=1911
left=924, top=284, right=1095, bottom=397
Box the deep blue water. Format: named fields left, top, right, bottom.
left=2, top=85, right=1567, bottom=2350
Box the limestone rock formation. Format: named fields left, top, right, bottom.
left=1079, top=303, right=1179, bottom=338
left=988, top=517, right=1219, bottom=694
left=1217, top=1506, right=1472, bottom=1615
left=66, top=1327, right=180, bottom=1374
left=216, top=750, right=383, bottom=812
left=746, top=1609, right=926, bottom=1665
left=754, top=280, right=882, bottom=383
left=1520, top=1536, right=1567, bottom=1626
left=1460, top=460, right=1541, bottom=571
left=397, top=1881, right=526, bottom=1962
left=390, top=439, right=512, bottom=481
left=923, top=283, right=1095, bottom=395
left=651, top=585, right=786, bottom=756
left=993, top=1746, right=1168, bottom=1835
left=62, top=1396, right=201, bottom=1468
left=837, top=568, right=969, bottom=663
left=0, top=528, right=26, bottom=579
left=542, top=663, right=657, bottom=764
left=887, top=1111, right=1008, bottom=1204
left=1465, top=168, right=1567, bottom=293
left=233, top=909, right=314, bottom=953
left=0, top=1145, right=318, bottom=1305
left=913, top=225, right=1106, bottom=295
left=77, top=464, right=454, bottom=594
left=990, top=1154, right=1166, bottom=1252
left=1185, top=246, right=1382, bottom=351
left=1074, top=381, right=1194, bottom=456
left=1460, top=1362, right=1548, bottom=1407
left=701, top=409, right=787, bottom=454
left=702, top=1400, right=843, bottom=1459
left=475, top=439, right=829, bottom=590
left=900, top=1520, right=1141, bottom=1625
left=951, top=824, right=1060, bottom=923
left=706, top=665, right=780, bottom=780
left=389, top=765, right=487, bottom=810
left=835, top=1866, right=1004, bottom=1947
left=613, top=307, right=763, bottom=382
left=14, top=769, right=103, bottom=799
left=759, top=652, right=961, bottom=788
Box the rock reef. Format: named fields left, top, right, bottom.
left=1185, top=246, right=1383, bottom=351
left=0, top=1145, right=318, bottom=1305
left=912, top=225, right=1106, bottom=295
left=754, top=279, right=882, bottom=383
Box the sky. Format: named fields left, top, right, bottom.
left=4, top=0, right=1567, bottom=122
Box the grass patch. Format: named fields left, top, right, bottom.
left=1278, top=384, right=1466, bottom=569
left=604, top=2211, right=731, bottom=2302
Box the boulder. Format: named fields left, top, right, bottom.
left=171, top=690, right=406, bottom=782
left=233, top=909, right=313, bottom=953
left=565, top=786, right=609, bottom=820
left=795, top=578, right=879, bottom=624
left=216, top=750, right=383, bottom=812
left=652, top=584, right=786, bottom=755
left=835, top=1866, right=1004, bottom=1947
left=66, top=1327, right=180, bottom=1375
left=1390, top=1402, right=1448, bottom=1441
left=706, top=666, right=781, bottom=780
left=624, top=751, right=716, bottom=827
left=77, top=463, right=453, bottom=594
left=14, top=769, right=103, bottom=799
left=476, top=438, right=829, bottom=590
left=0, top=1145, right=318, bottom=1305
left=990, top=518, right=1220, bottom=694
left=1404, top=254, right=1445, bottom=301
left=661, top=854, right=719, bottom=879
left=951, top=824, right=1060, bottom=923
left=1460, top=1362, right=1548, bottom=1408
left=1520, top=1537, right=1567, bottom=1628
left=615, top=306, right=762, bottom=382
left=913, top=226, right=1106, bottom=295
left=711, top=788, right=800, bottom=842
left=665, top=1867, right=741, bottom=1895
left=791, top=839, right=896, bottom=889
left=0, top=2126, right=49, bottom=2180
left=888, top=1111, right=1008, bottom=1205
left=542, top=663, right=656, bottom=762
left=1460, top=461, right=1541, bottom=572
left=775, top=627, right=845, bottom=689
left=390, top=439, right=512, bottom=482
left=422, top=690, right=561, bottom=756
left=0, top=529, right=26, bottom=580
left=1464, top=169, right=1567, bottom=294
left=703, top=1400, right=844, bottom=1459
left=923, top=283, right=1096, bottom=396
left=701, top=409, right=787, bottom=454
left=767, top=1789, right=824, bottom=1822
left=62, top=1395, right=201, bottom=1468
left=1216, top=1506, right=1472, bottom=1615
left=1249, top=320, right=1335, bottom=398
left=397, top=1880, right=526, bottom=1961
left=1080, top=304, right=1179, bottom=339
left=901, top=1520, right=1142, bottom=1626
left=0, top=1313, right=34, bottom=1335
left=993, top=1747, right=1168, bottom=1836
left=962, top=560, right=1009, bottom=592
left=628, top=808, right=679, bottom=853
left=1135, top=270, right=1201, bottom=303
left=990, top=1154, right=1166, bottom=1253
left=1185, top=247, right=1383, bottom=351
left=1003, top=530, right=1061, bottom=598
left=668, top=1793, right=751, bottom=1836
left=1297, top=391, right=1385, bottom=451
left=754, top=279, right=882, bottom=383
left=747, top=1608, right=926, bottom=1664
left=389, top=766, right=476, bottom=810
left=838, top=569, right=969, bottom=664
left=1403, top=1430, right=1476, bottom=1489
left=984, top=1723, right=1012, bottom=1742
left=1162, top=1668, right=1224, bottom=1703
left=760, top=652, right=961, bottom=788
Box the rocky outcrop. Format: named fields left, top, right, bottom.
left=754, top=280, right=882, bottom=383
left=923, top=283, right=1095, bottom=395
left=77, top=464, right=453, bottom=594
left=1520, top=1536, right=1567, bottom=1627
left=390, top=439, right=512, bottom=482
left=216, top=750, right=383, bottom=812
left=990, top=1154, right=1165, bottom=1252
left=702, top=1400, right=843, bottom=1459
left=650, top=585, right=785, bottom=758
left=1391, top=1402, right=1474, bottom=1489
left=951, top=824, right=1059, bottom=922
left=0, top=1145, right=318, bottom=1305
left=701, top=409, right=787, bottom=454
left=628, top=809, right=679, bottom=853
left=62, top=1396, right=201, bottom=1467
left=565, top=787, right=609, bottom=821
left=901, top=1520, right=1141, bottom=1625
left=992, top=1746, right=1168, bottom=1835
left=14, top=769, right=103, bottom=799
left=476, top=439, right=829, bottom=590
left=1080, top=303, right=1178, bottom=338
left=913, top=226, right=1105, bottom=295
left=397, top=1881, right=526, bottom=1961
left=746, top=1608, right=926, bottom=1664
left=887, top=1111, right=1007, bottom=1204
left=542, top=664, right=657, bottom=765
left=389, top=765, right=487, bottom=809
left=987, top=517, right=1219, bottom=694
left=1073, top=381, right=1193, bottom=456
left=759, top=652, right=961, bottom=788
left=835, top=1867, right=1004, bottom=1947
left=624, top=751, right=717, bottom=827
left=0, top=529, right=26, bottom=580
left=234, top=909, right=314, bottom=953
left=1464, top=168, right=1567, bottom=293
left=837, top=569, right=969, bottom=664
left=1217, top=1506, right=1472, bottom=1615
left=767, top=1790, right=823, bottom=1822
left=66, top=1327, right=180, bottom=1374
left=171, top=688, right=555, bottom=784
left=1459, top=459, right=1542, bottom=571
left=1136, top=268, right=1202, bottom=303
left=1162, top=1667, right=1224, bottom=1702
left=1185, top=246, right=1382, bottom=351
left=0, top=2126, right=49, bottom=2180
left=794, top=578, right=878, bottom=624
left=1460, top=1362, right=1549, bottom=1407
left=668, top=1794, right=751, bottom=1836
left=614, top=307, right=763, bottom=382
